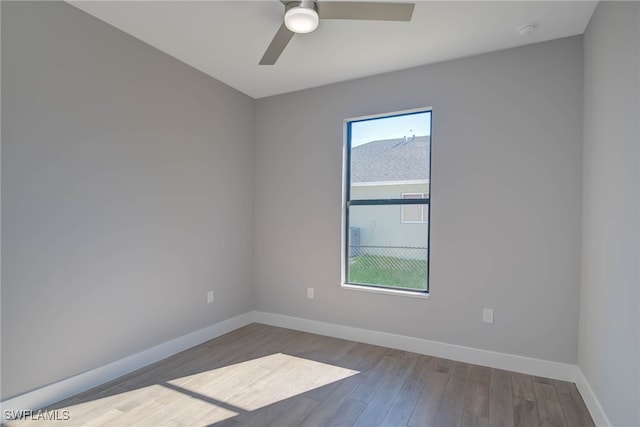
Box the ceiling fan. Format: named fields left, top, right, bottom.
left=260, top=0, right=415, bottom=65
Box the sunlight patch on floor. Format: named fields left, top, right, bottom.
left=169, top=353, right=360, bottom=411
left=4, top=384, right=239, bottom=426
left=4, top=353, right=358, bottom=426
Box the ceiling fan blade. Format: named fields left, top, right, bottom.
left=317, top=2, right=414, bottom=21
left=260, top=23, right=295, bottom=65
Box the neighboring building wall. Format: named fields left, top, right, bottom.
left=1, top=1, right=254, bottom=400
left=580, top=2, right=640, bottom=426
left=350, top=183, right=428, bottom=256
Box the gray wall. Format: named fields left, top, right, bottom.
left=254, top=37, right=583, bottom=364
left=1, top=1, right=254, bottom=399
left=580, top=2, right=640, bottom=426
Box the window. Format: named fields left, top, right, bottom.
left=343, top=109, right=432, bottom=293
left=401, top=193, right=428, bottom=223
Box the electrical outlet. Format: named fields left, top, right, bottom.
left=207, top=291, right=214, bottom=304
left=307, top=287, right=314, bottom=299
left=483, top=308, right=494, bottom=324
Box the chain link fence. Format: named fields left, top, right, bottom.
left=348, top=245, right=428, bottom=289
left=349, top=245, right=427, bottom=261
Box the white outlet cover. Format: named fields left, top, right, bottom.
left=207, top=291, right=214, bottom=304
left=483, top=308, right=494, bottom=324
left=307, top=288, right=314, bottom=299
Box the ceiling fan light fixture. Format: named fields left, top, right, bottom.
left=284, top=6, right=319, bottom=34
left=261, top=1, right=415, bottom=65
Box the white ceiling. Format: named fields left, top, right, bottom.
left=68, top=1, right=597, bottom=99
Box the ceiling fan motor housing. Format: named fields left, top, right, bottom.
left=284, top=1, right=318, bottom=14
left=284, top=1, right=319, bottom=33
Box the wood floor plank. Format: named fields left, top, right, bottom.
left=323, top=398, right=368, bottom=427
left=349, top=355, right=399, bottom=403
left=89, top=408, right=126, bottom=426
left=533, top=376, right=555, bottom=385
left=461, top=411, right=489, bottom=427
left=463, top=366, right=491, bottom=419
left=434, top=376, right=467, bottom=427
left=182, top=403, right=242, bottom=427
left=552, top=380, right=574, bottom=395
left=260, top=396, right=318, bottom=427
left=164, top=397, right=228, bottom=426
left=469, top=365, right=492, bottom=384
left=380, top=355, right=434, bottom=427
left=511, top=372, right=536, bottom=401
left=352, top=352, right=418, bottom=427
left=106, top=400, right=165, bottom=426
left=533, top=382, right=568, bottom=427
left=513, top=398, right=541, bottom=427
left=555, top=384, right=595, bottom=427
left=450, top=361, right=473, bottom=380
left=489, top=369, right=515, bottom=427
left=342, top=342, right=390, bottom=372
left=434, top=357, right=455, bottom=374
left=300, top=339, right=375, bottom=403
left=407, top=370, right=449, bottom=427
left=75, top=384, right=165, bottom=425
left=298, top=373, right=366, bottom=427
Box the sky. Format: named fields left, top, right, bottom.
left=350, top=111, right=431, bottom=147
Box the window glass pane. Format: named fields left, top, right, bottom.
left=349, top=112, right=430, bottom=199
left=348, top=205, right=428, bottom=291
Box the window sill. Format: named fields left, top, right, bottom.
left=341, top=283, right=430, bottom=299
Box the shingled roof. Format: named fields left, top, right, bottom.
left=351, top=135, right=430, bottom=183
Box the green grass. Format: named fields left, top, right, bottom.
left=348, top=254, right=427, bottom=290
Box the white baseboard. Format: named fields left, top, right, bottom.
left=575, top=367, right=612, bottom=427
left=253, top=311, right=577, bottom=382
left=0, top=312, right=254, bottom=422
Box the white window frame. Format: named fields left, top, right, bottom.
left=341, top=107, right=432, bottom=296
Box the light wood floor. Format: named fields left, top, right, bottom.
left=6, top=323, right=594, bottom=427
